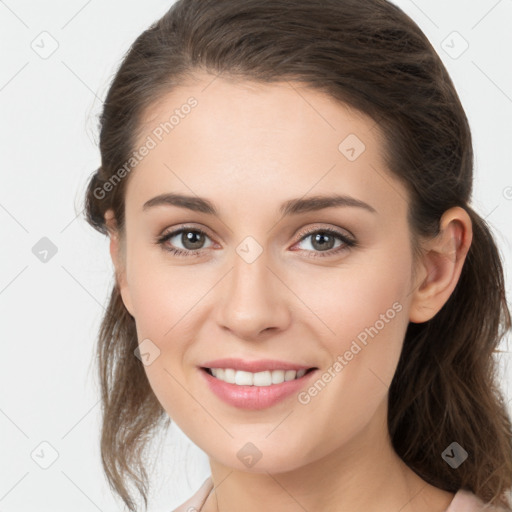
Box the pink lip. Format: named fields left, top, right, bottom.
left=200, top=358, right=314, bottom=373
left=199, top=367, right=318, bottom=410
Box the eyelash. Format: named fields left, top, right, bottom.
left=155, top=225, right=357, bottom=259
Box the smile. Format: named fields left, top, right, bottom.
left=199, top=366, right=318, bottom=410
left=204, top=367, right=314, bottom=386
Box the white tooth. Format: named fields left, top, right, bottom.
left=284, top=370, right=297, bottom=381
left=210, top=368, right=307, bottom=386
left=253, top=371, right=272, bottom=386
left=271, top=370, right=285, bottom=384
left=235, top=370, right=253, bottom=386
left=224, top=368, right=236, bottom=384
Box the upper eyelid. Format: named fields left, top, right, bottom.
left=161, top=224, right=216, bottom=243
left=295, top=224, right=354, bottom=241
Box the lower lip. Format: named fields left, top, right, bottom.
left=199, top=368, right=317, bottom=410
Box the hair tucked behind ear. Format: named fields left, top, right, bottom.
left=83, top=0, right=512, bottom=510
left=389, top=206, right=512, bottom=504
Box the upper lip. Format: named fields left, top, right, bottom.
left=200, top=358, right=317, bottom=373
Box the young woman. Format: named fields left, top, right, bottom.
left=84, top=1, right=512, bottom=511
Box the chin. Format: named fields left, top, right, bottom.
left=205, top=440, right=313, bottom=475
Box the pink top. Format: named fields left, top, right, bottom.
left=172, top=476, right=509, bottom=512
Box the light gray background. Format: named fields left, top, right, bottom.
left=1, top=1, right=511, bottom=511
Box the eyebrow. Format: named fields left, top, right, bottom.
left=142, top=192, right=377, bottom=216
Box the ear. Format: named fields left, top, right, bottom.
left=409, top=206, right=473, bottom=324
left=104, top=209, right=135, bottom=317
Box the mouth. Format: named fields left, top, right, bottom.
left=200, top=366, right=318, bottom=387
left=199, top=364, right=319, bottom=410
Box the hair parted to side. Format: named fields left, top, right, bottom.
left=83, top=0, right=512, bottom=510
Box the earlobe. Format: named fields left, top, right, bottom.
left=408, top=207, right=473, bottom=324
left=104, top=209, right=135, bottom=317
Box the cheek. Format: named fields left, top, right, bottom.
left=291, top=243, right=412, bottom=352
left=287, top=244, right=412, bottom=427
left=125, top=251, right=216, bottom=414
left=129, top=281, right=198, bottom=424
left=126, top=243, right=210, bottom=334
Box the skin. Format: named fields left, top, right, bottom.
left=105, top=73, right=472, bottom=512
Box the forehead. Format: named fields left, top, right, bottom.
left=126, top=75, right=408, bottom=221
left=139, top=75, right=380, bottom=155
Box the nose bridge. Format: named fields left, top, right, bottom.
left=215, top=240, right=290, bottom=338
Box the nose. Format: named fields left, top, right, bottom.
left=215, top=248, right=292, bottom=341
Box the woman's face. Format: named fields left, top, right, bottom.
left=112, top=74, right=421, bottom=473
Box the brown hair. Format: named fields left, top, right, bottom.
left=83, top=0, right=512, bottom=510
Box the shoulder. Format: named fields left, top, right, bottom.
left=171, top=476, right=213, bottom=512
left=446, top=489, right=511, bottom=512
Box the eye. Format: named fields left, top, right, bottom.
left=155, top=225, right=357, bottom=259
left=155, top=226, right=214, bottom=257
left=292, top=226, right=357, bottom=258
